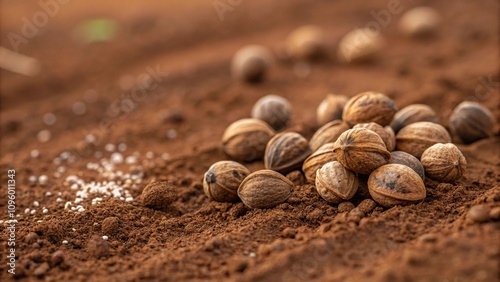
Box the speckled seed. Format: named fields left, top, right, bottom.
left=203, top=161, right=250, bottom=202
left=368, top=164, right=426, bottom=207
left=237, top=170, right=293, bottom=209
left=449, top=101, right=496, bottom=144
left=389, top=151, right=425, bottom=180
left=420, top=143, right=466, bottom=183
left=251, top=95, right=292, bottom=131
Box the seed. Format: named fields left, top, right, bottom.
left=467, top=205, right=490, bottom=223
left=231, top=45, right=273, bottom=83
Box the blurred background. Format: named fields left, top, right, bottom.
left=1, top=0, right=498, bottom=158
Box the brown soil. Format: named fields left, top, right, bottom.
left=1, top=0, right=499, bottom=281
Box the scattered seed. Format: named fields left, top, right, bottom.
left=62, top=240, right=68, bottom=245
left=102, top=235, right=109, bottom=241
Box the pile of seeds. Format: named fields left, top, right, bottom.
left=203, top=93, right=495, bottom=209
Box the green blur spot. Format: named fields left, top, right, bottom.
left=78, top=19, right=118, bottom=43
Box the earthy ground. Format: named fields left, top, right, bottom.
left=1, top=0, right=499, bottom=281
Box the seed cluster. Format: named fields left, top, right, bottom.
left=205, top=91, right=496, bottom=209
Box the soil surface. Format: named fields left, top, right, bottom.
left=1, top=0, right=499, bottom=281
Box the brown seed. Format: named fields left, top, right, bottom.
left=222, top=118, right=275, bottom=162
left=338, top=28, right=384, bottom=63
left=315, top=161, right=358, bottom=204
left=449, top=101, right=495, bottom=144
left=251, top=95, right=292, bottom=131
left=368, top=164, right=426, bottom=207
left=342, top=92, right=397, bottom=127
left=316, top=94, right=349, bottom=127
left=140, top=181, right=176, bottom=210
left=390, top=104, right=439, bottom=133
left=467, top=205, right=490, bottom=223
left=203, top=161, right=250, bottom=202
left=489, top=207, right=500, bottom=220
left=231, top=45, right=273, bottom=83
left=309, top=120, right=350, bottom=151
left=334, top=128, right=391, bottom=175
left=353, top=122, right=396, bottom=151
left=384, top=126, right=396, bottom=151
left=396, top=121, right=451, bottom=158
left=302, top=143, right=337, bottom=183
left=399, top=7, right=440, bottom=37
left=264, top=132, right=312, bottom=174
left=238, top=170, right=293, bottom=209
left=286, top=25, right=325, bottom=60
left=389, top=151, right=425, bottom=180
left=421, top=143, right=466, bottom=183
